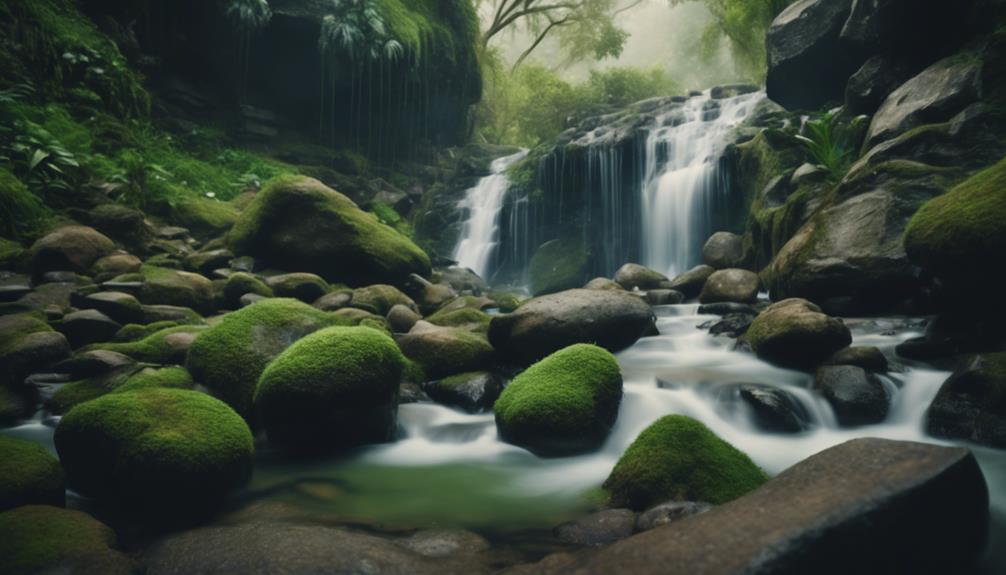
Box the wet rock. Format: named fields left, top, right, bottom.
left=702, top=232, right=744, bottom=269
left=30, top=225, right=116, bottom=276
left=397, top=322, right=494, bottom=379
left=529, top=237, right=590, bottom=296
left=139, top=265, right=215, bottom=314
left=398, top=382, right=430, bottom=404
left=613, top=263, right=671, bottom=291
left=185, top=249, right=234, bottom=276
left=266, top=272, right=329, bottom=304
left=436, top=267, right=488, bottom=296
left=644, top=289, right=684, bottom=306
left=738, top=384, right=809, bottom=433
left=845, top=55, right=918, bottom=116
left=704, top=313, right=755, bottom=338
left=489, top=289, right=655, bottom=366
left=424, top=371, right=502, bottom=413
left=814, top=366, right=889, bottom=426
left=698, top=269, right=760, bottom=304
left=399, top=529, right=490, bottom=558
left=634, top=501, right=712, bottom=533
left=79, top=291, right=144, bottom=324
left=91, top=253, right=142, bottom=280
left=53, top=350, right=135, bottom=379
left=84, top=204, right=151, bottom=251
left=765, top=0, right=857, bottom=110
left=313, top=290, right=352, bottom=311
left=509, top=438, right=988, bottom=575
left=698, top=302, right=758, bottom=316
left=747, top=299, right=852, bottom=370
left=927, top=353, right=1006, bottom=448
left=57, top=310, right=121, bottom=348
left=403, top=274, right=457, bottom=314
left=584, top=277, right=624, bottom=291
left=824, top=346, right=889, bottom=372
left=554, top=509, right=637, bottom=547
left=351, top=284, right=417, bottom=316
left=387, top=303, right=422, bottom=333
left=0, top=314, right=72, bottom=386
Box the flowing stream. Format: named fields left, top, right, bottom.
left=452, top=150, right=529, bottom=279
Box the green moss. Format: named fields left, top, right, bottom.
left=168, top=196, right=240, bottom=237
left=0, top=436, right=65, bottom=510
left=113, top=320, right=181, bottom=342
left=139, top=265, right=215, bottom=313
left=82, top=324, right=205, bottom=363
left=905, top=155, right=1006, bottom=282
left=254, top=326, right=404, bottom=449
left=351, top=284, right=416, bottom=315
left=0, top=237, right=25, bottom=268
left=0, top=168, right=53, bottom=241
left=0, top=313, right=53, bottom=357
left=494, top=344, right=622, bottom=456
left=186, top=298, right=349, bottom=420
left=47, top=368, right=134, bottom=414
left=370, top=201, right=412, bottom=237
left=223, top=272, right=273, bottom=307
left=425, top=307, right=491, bottom=332
left=54, top=388, right=254, bottom=509
left=399, top=326, right=495, bottom=379
left=603, top=415, right=768, bottom=510
left=114, top=366, right=194, bottom=394
left=401, top=358, right=427, bottom=384
left=0, top=506, right=135, bottom=575
left=528, top=236, right=590, bottom=296
left=230, top=176, right=431, bottom=286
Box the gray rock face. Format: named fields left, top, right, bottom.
left=554, top=509, right=637, bottom=547
left=928, top=353, right=1006, bottom=448
left=613, top=263, right=670, bottom=291
left=668, top=265, right=715, bottom=299
left=698, top=269, right=760, bottom=304
left=824, top=346, right=889, bottom=373
left=503, top=438, right=989, bottom=575
left=865, top=56, right=981, bottom=148
left=845, top=55, right=918, bottom=115
left=702, top=232, right=744, bottom=269
left=489, top=289, right=655, bottom=366
left=79, top=291, right=144, bottom=324
left=765, top=0, right=856, bottom=110
left=634, top=501, right=712, bottom=533
left=387, top=303, right=421, bottom=334
left=814, top=366, right=889, bottom=426
left=747, top=299, right=852, bottom=370
left=738, top=384, right=810, bottom=433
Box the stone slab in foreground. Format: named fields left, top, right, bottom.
left=507, top=438, right=988, bottom=575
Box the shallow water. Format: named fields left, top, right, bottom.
left=4, top=303, right=1004, bottom=569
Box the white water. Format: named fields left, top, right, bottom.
left=453, top=150, right=529, bottom=279
left=640, top=91, right=764, bottom=276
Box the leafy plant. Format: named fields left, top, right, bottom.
left=795, top=111, right=865, bottom=181
left=319, top=0, right=403, bottom=62
left=224, top=0, right=273, bottom=33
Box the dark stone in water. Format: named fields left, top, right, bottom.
left=554, top=509, right=637, bottom=547
left=502, top=438, right=989, bottom=575
left=738, top=384, right=809, bottom=433
left=424, top=372, right=502, bottom=413
left=634, top=501, right=712, bottom=533
left=927, top=353, right=1006, bottom=448
left=698, top=302, right=758, bottom=316
left=704, top=313, right=755, bottom=338
left=813, top=366, right=889, bottom=426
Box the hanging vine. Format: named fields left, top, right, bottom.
left=222, top=0, right=273, bottom=102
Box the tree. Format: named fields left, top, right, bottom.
left=478, top=0, right=644, bottom=70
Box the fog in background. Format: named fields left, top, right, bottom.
left=483, top=0, right=747, bottom=91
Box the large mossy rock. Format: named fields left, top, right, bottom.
left=30, top=225, right=116, bottom=276
left=603, top=415, right=767, bottom=511
left=0, top=313, right=71, bottom=386
left=0, top=506, right=136, bottom=575
left=495, top=344, right=622, bottom=456
left=613, top=263, right=670, bottom=291
left=747, top=299, right=851, bottom=370
left=139, top=265, right=215, bottom=314
left=85, top=324, right=205, bottom=365
left=0, top=435, right=65, bottom=511
left=186, top=298, right=345, bottom=420
left=521, top=439, right=987, bottom=575
left=489, top=289, right=655, bottom=366
left=927, top=352, right=1006, bottom=448
left=54, top=389, right=254, bottom=511
left=396, top=321, right=495, bottom=379
left=698, top=269, right=760, bottom=304
left=904, top=155, right=1006, bottom=296
left=765, top=0, right=856, bottom=110
left=254, top=326, right=404, bottom=451
left=229, top=176, right=431, bottom=286
left=528, top=237, right=590, bottom=296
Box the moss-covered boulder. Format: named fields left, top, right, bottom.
left=54, top=389, right=254, bottom=511
left=186, top=298, right=345, bottom=420
left=0, top=436, right=65, bottom=510
left=0, top=387, right=35, bottom=426
left=0, top=506, right=136, bottom=575
left=494, top=344, right=622, bottom=456
left=30, top=225, right=115, bottom=276
left=604, top=415, right=767, bottom=510
left=351, top=284, right=417, bottom=315
left=223, top=272, right=273, bottom=308
left=747, top=299, right=852, bottom=370
left=115, top=366, right=194, bottom=394
left=266, top=272, right=330, bottom=303
left=905, top=156, right=1006, bottom=295
left=84, top=324, right=205, bottom=364
left=0, top=313, right=71, bottom=386
left=613, top=263, right=671, bottom=291
left=47, top=364, right=197, bottom=413
left=396, top=322, right=495, bottom=379
left=528, top=237, right=590, bottom=296
left=254, top=326, right=404, bottom=450
left=229, top=176, right=431, bottom=286
left=425, top=307, right=491, bottom=334
left=139, top=265, right=215, bottom=314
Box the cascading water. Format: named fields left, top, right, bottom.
left=452, top=149, right=529, bottom=279
left=639, top=90, right=763, bottom=276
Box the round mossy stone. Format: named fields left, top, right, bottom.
left=603, top=415, right=768, bottom=510
left=494, top=344, right=623, bottom=456
left=0, top=505, right=135, bottom=575
left=186, top=298, right=347, bottom=421
left=54, top=389, right=254, bottom=512
left=254, top=326, right=405, bottom=450
left=223, top=272, right=273, bottom=308
left=0, top=435, right=65, bottom=511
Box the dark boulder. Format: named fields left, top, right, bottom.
left=738, top=384, right=810, bottom=433
left=927, top=353, right=1006, bottom=448
left=424, top=371, right=502, bottom=414
left=613, top=263, right=671, bottom=291
left=702, top=232, right=744, bottom=269
left=698, top=269, right=760, bottom=305
left=554, top=509, right=637, bottom=547
left=668, top=265, right=715, bottom=299
left=747, top=299, right=852, bottom=370
left=814, top=366, right=889, bottom=426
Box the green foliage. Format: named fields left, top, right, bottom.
left=0, top=167, right=52, bottom=240
left=370, top=201, right=412, bottom=236
left=494, top=343, right=622, bottom=456
left=320, top=0, right=404, bottom=62
left=795, top=112, right=865, bottom=181
left=476, top=61, right=679, bottom=146
left=224, top=0, right=273, bottom=33
left=604, top=414, right=768, bottom=509
left=0, top=435, right=65, bottom=511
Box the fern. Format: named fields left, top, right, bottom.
left=795, top=111, right=864, bottom=181
left=224, top=0, right=272, bottom=33
left=319, top=0, right=403, bottom=62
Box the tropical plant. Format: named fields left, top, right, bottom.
left=1, top=84, right=81, bottom=196
left=318, top=0, right=403, bottom=62
left=795, top=111, right=865, bottom=181
left=224, top=0, right=273, bottom=33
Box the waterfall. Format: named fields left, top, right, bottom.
left=453, top=149, right=529, bottom=279
left=640, top=90, right=763, bottom=276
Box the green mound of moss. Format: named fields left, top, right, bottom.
left=0, top=436, right=65, bottom=511
left=54, top=388, right=254, bottom=511
left=223, top=272, right=273, bottom=308
left=603, top=415, right=767, bottom=510
left=255, top=326, right=404, bottom=450
left=0, top=505, right=135, bottom=575
left=186, top=298, right=347, bottom=420
left=494, top=344, right=622, bottom=456
left=83, top=324, right=205, bottom=364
